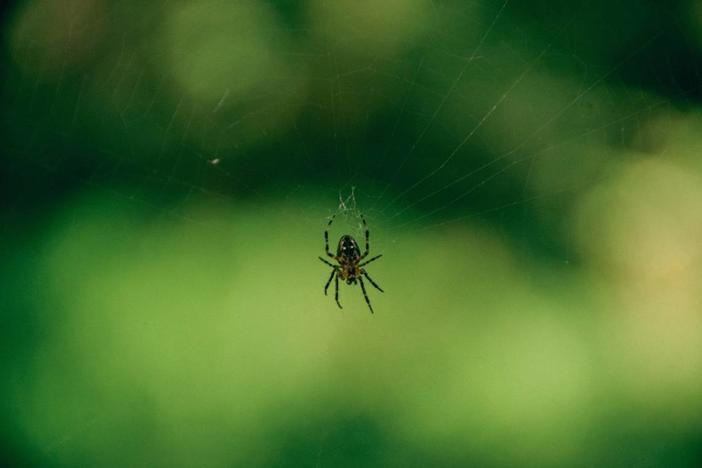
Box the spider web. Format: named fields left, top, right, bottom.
left=2, top=0, right=690, bottom=245
left=3, top=0, right=702, bottom=467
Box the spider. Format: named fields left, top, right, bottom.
left=318, top=214, right=383, bottom=313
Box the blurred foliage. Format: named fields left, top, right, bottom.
left=2, top=0, right=702, bottom=467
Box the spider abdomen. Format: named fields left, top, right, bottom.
left=337, top=235, right=361, bottom=260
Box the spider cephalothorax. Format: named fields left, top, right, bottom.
left=318, top=215, right=383, bottom=313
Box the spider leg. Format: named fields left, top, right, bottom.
left=358, top=277, right=374, bottom=314
left=361, top=269, right=384, bottom=292
left=335, top=271, right=342, bottom=309
left=319, top=256, right=335, bottom=267
left=359, top=254, right=382, bottom=267
left=324, top=268, right=336, bottom=295
left=360, top=214, right=369, bottom=258
left=324, top=215, right=336, bottom=258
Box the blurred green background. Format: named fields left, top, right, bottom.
left=2, top=0, right=702, bottom=466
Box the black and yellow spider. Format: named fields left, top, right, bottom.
left=318, top=214, right=383, bottom=313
